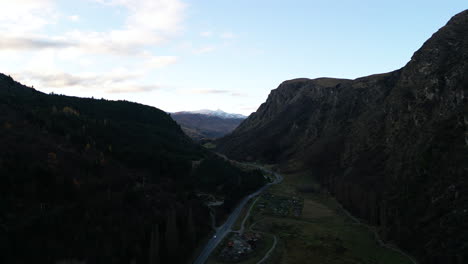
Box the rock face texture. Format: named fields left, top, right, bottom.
left=217, top=10, right=468, bottom=264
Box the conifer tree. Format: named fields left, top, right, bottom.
left=165, top=208, right=179, bottom=260
left=148, top=224, right=160, bottom=264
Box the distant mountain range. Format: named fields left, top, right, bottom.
left=171, top=110, right=246, bottom=141
left=182, top=109, right=247, bottom=119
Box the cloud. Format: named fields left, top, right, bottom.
left=0, top=33, right=161, bottom=57
left=194, top=46, right=216, bottom=54
left=190, top=89, right=247, bottom=97
left=59, top=29, right=166, bottom=56
left=200, top=31, right=213, bottom=37
left=240, top=106, right=257, bottom=112
left=0, top=0, right=187, bottom=96
left=191, top=89, right=229, bottom=94
left=0, top=36, right=73, bottom=50
left=0, top=0, right=56, bottom=34
left=145, top=56, right=178, bottom=68
left=230, top=92, right=247, bottom=97
left=105, top=84, right=161, bottom=94
left=15, top=70, right=141, bottom=89
left=13, top=69, right=164, bottom=95
left=93, top=0, right=186, bottom=33
left=220, top=32, right=236, bottom=39
left=1, top=0, right=186, bottom=57
left=86, top=0, right=185, bottom=54
left=125, top=0, right=186, bottom=33
left=68, top=15, right=80, bottom=22
left=180, top=42, right=216, bottom=55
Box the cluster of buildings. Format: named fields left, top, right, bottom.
left=218, top=232, right=262, bottom=262
left=257, top=192, right=303, bottom=217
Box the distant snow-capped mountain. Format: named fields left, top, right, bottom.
left=181, top=109, right=246, bottom=119
left=171, top=109, right=247, bottom=141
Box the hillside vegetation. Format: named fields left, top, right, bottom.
left=0, top=73, right=266, bottom=264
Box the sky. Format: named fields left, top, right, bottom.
left=0, top=0, right=466, bottom=115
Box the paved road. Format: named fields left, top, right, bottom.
left=193, top=165, right=282, bottom=264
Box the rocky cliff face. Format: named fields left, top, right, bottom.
left=217, top=10, right=468, bottom=264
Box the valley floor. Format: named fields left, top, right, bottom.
left=207, top=166, right=415, bottom=264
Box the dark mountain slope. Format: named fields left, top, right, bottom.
left=217, top=10, right=468, bottom=264
left=0, top=74, right=266, bottom=264
left=171, top=112, right=245, bottom=141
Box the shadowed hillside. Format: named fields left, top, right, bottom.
left=217, top=10, right=468, bottom=264
left=0, top=74, right=266, bottom=264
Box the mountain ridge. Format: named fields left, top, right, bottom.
left=216, top=10, right=468, bottom=264
left=171, top=110, right=246, bottom=141
left=175, top=109, right=247, bottom=119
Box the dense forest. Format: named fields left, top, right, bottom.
left=0, top=73, right=266, bottom=264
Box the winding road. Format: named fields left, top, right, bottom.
left=193, top=166, right=282, bottom=264
left=194, top=161, right=416, bottom=264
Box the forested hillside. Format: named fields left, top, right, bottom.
left=0, top=73, right=266, bottom=264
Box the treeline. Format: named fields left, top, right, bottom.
left=191, top=158, right=265, bottom=210
left=0, top=74, right=266, bottom=264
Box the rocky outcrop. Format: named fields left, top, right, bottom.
left=217, top=10, right=468, bottom=264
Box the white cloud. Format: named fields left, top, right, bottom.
left=200, top=31, right=213, bottom=37
left=125, top=0, right=186, bottom=33
left=240, top=106, right=257, bottom=112
left=0, top=0, right=56, bottom=34
left=78, top=57, right=94, bottom=67
left=191, top=89, right=229, bottom=94
left=93, top=0, right=186, bottom=33
left=230, top=92, right=247, bottom=97
left=86, top=0, right=185, bottom=55
left=145, top=56, right=178, bottom=68
left=68, top=15, right=80, bottom=22
left=105, top=84, right=161, bottom=94
left=194, top=46, right=216, bottom=54
left=61, top=29, right=165, bottom=56
left=12, top=70, right=157, bottom=94
left=189, top=89, right=246, bottom=97
left=0, top=36, right=73, bottom=50
left=19, top=49, right=63, bottom=77
left=0, top=0, right=186, bottom=56
left=0, top=0, right=187, bottom=96
left=220, top=32, right=236, bottom=39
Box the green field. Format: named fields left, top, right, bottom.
left=206, top=167, right=415, bottom=264
left=253, top=170, right=415, bottom=264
